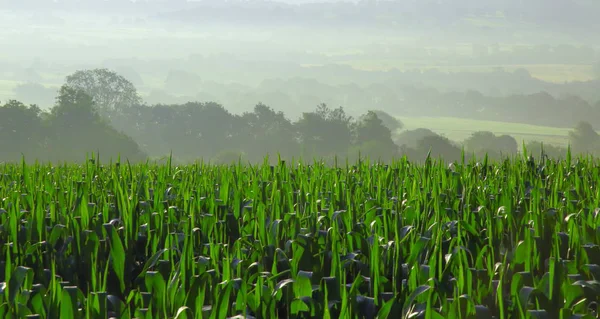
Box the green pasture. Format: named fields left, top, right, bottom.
left=397, top=116, right=573, bottom=148
left=347, top=62, right=595, bottom=83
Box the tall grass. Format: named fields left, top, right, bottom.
left=0, top=154, right=599, bottom=318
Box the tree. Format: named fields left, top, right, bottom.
left=238, top=103, right=298, bottom=162
left=414, top=134, right=462, bottom=163
left=0, top=100, right=45, bottom=161
left=141, top=101, right=239, bottom=161
left=46, top=85, right=146, bottom=162
left=464, top=131, right=497, bottom=153
left=397, top=131, right=462, bottom=163
left=568, top=121, right=600, bottom=154
left=394, top=128, right=437, bottom=149
left=525, top=141, right=567, bottom=159
left=64, top=68, right=142, bottom=117
left=463, top=131, right=518, bottom=159
left=295, top=103, right=353, bottom=158
left=496, top=135, right=518, bottom=154
left=371, top=110, right=403, bottom=133
left=354, top=111, right=393, bottom=144
left=51, top=85, right=99, bottom=126
left=295, top=111, right=330, bottom=157
left=350, top=111, right=399, bottom=161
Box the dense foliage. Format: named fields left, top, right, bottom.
left=0, top=154, right=599, bottom=318
left=0, top=87, right=145, bottom=163
left=5, top=68, right=600, bottom=164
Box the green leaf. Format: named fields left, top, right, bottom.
left=273, top=279, right=295, bottom=297
left=136, top=248, right=168, bottom=281
left=376, top=295, right=398, bottom=318
left=402, top=285, right=430, bottom=317
left=174, top=306, right=192, bottom=319
left=59, top=289, right=75, bottom=319
left=107, top=224, right=126, bottom=293
left=210, top=281, right=233, bottom=319
left=291, top=298, right=310, bottom=315
left=293, top=271, right=312, bottom=297
left=8, top=266, right=32, bottom=304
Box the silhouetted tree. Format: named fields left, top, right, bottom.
left=525, top=141, right=567, bottom=159
left=394, top=128, right=437, bottom=149
left=569, top=121, right=600, bottom=154
left=409, top=134, right=462, bottom=163
left=65, top=68, right=142, bottom=117
left=0, top=100, right=45, bottom=161
left=354, top=111, right=394, bottom=144
left=349, top=111, right=399, bottom=161
left=464, top=131, right=518, bottom=159
left=295, top=103, right=353, bottom=158
left=496, top=135, right=518, bottom=154
left=46, top=85, right=146, bottom=162
left=464, top=131, right=496, bottom=153
left=238, top=103, right=299, bottom=162
left=371, top=110, right=403, bottom=133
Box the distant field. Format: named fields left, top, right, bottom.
left=503, top=64, right=594, bottom=83
left=422, top=64, right=594, bottom=83
left=347, top=62, right=595, bottom=83
left=396, top=116, right=572, bottom=148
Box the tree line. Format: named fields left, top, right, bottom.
left=1, top=68, right=599, bottom=164
left=13, top=68, right=600, bottom=130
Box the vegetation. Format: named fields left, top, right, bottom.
left=64, top=69, right=142, bottom=119
left=0, top=85, right=146, bottom=163
left=569, top=122, right=600, bottom=156
left=464, top=132, right=518, bottom=161
left=6, top=71, right=600, bottom=130
left=397, top=116, right=572, bottom=148
left=1, top=154, right=600, bottom=318
left=4, top=68, right=600, bottom=164
left=3, top=2, right=600, bottom=316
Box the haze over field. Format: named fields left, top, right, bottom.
left=7, top=3, right=600, bottom=319
left=5, top=3, right=600, bottom=319
left=1, top=0, right=600, bottom=162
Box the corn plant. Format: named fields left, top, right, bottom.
left=0, top=153, right=599, bottom=318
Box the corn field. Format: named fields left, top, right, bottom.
left=0, top=153, right=599, bottom=318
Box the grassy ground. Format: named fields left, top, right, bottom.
left=346, top=62, right=595, bottom=83
left=421, top=64, right=594, bottom=83
left=396, top=116, right=572, bottom=148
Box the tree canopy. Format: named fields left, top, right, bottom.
left=463, top=131, right=518, bottom=160
left=65, top=68, right=142, bottom=117
left=0, top=85, right=146, bottom=163
left=1, top=68, right=592, bottom=164
left=569, top=121, right=600, bottom=155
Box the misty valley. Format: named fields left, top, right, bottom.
left=1, top=1, right=600, bottom=318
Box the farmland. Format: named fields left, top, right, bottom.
left=397, top=116, right=573, bottom=148
left=0, top=155, right=599, bottom=318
